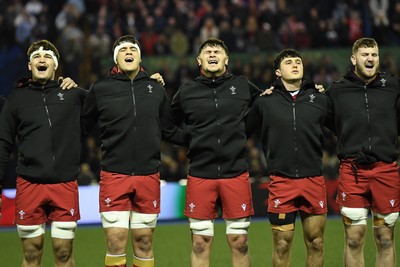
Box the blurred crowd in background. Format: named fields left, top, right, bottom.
left=1, top=0, right=400, bottom=187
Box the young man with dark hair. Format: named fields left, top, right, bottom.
left=171, top=38, right=260, bottom=267
left=0, top=39, right=86, bottom=267
left=246, top=48, right=331, bottom=267
left=81, top=35, right=183, bottom=267
left=326, top=37, right=400, bottom=267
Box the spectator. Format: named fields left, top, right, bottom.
left=24, top=0, right=43, bottom=16
left=14, top=8, right=37, bottom=47
left=389, top=1, right=400, bottom=43
left=57, top=16, right=84, bottom=83
left=140, top=16, right=158, bottom=55
left=369, top=0, right=389, bottom=44
left=88, top=22, right=112, bottom=78
left=199, top=17, right=219, bottom=43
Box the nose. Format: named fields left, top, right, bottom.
left=38, top=56, right=46, bottom=62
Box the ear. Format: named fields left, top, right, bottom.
left=275, top=69, right=281, bottom=77
left=224, top=56, right=229, bottom=66
left=196, top=57, right=201, bottom=66
left=28, top=62, right=32, bottom=71
left=350, top=55, right=356, bottom=66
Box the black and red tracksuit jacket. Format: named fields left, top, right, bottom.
left=246, top=78, right=331, bottom=178
left=171, top=73, right=261, bottom=178
left=81, top=69, right=183, bottom=175
left=326, top=70, right=400, bottom=163
left=0, top=78, right=87, bottom=184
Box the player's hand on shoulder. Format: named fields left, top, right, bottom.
left=315, top=84, right=325, bottom=93
left=59, top=77, right=78, bottom=90
left=150, top=73, right=165, bottom=86
left=261, top=86, right=274, bottom=96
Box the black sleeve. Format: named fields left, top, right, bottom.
left=0, top=96, right=5, bottom=113
left=245, top=98, right=262, bottom=138
left=170, top=86, right=185, bottom=127
left=248, top=80, right=262, bottom=106
left=0, top=99, right=17, bottom=184
left=324, top=88, right=336, bottom=134
left=77, top=87, right=88, bottom=106
left=160, top=91, right=184, bottom=146
left=80, top=84, right=99, bottom=139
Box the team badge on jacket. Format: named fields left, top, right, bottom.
left=57, top=92, right=64, bottom=100
left=380, top=77, right=386, bottom=87
left=309, top=94, right=315, bottom=103
left=147, top=85, right=153, bottom=93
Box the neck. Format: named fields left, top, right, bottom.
left=200, top=68, right=226, bottom=78
left=120, top=67, right=140, bottom=81
left=281, top=78, right=301, bottom=91
left=354, top=71, right=376, bottom=85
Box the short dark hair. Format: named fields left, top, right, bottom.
left=198, top=38, right=229, bottom=56
left=112, top=35, right=141, bottom=52
left=273, top=48, right=302, bottom=70
left=352, top=38, right=378, bottom=54
left=27, top=40, right=60, bottom=60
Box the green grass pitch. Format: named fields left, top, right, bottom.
left=0, top=218, right=398, bottom=266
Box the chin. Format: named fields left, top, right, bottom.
left=209, top=69, right=222, bottom=75
left=122, top=68, right=136, bottom=72
left=365, top=70, right=377, bottom=76
left=36, top=74, right=49, bottom=80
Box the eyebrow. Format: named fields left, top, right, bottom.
left=203, top=48, right=223, bottom=52
left=32, top=53, right=53, bottom=57
left=121, top=46, right=139, bottom=50
left=283, top=58, right=301, bottom=63
left=360, top=52, right=378, bottom=56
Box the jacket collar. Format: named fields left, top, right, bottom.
left=194, top=72, right=233, bottom=86
left=343, top=69, right=382, bottom=86
left=15, top=77, right=59, bottom=90
left=273, top=77, right=315, bottom=92
left=108, top=65, right=149, bottom=81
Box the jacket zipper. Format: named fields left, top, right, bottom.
left=213, top=86, right=221, bottom=177
left=292, top=101, right=299, bottom=178
left=42, top=86, right=56, bottom=176
left=363, top=85, right=372, bottom=150
left=131, top=80, right=137, bottom=175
